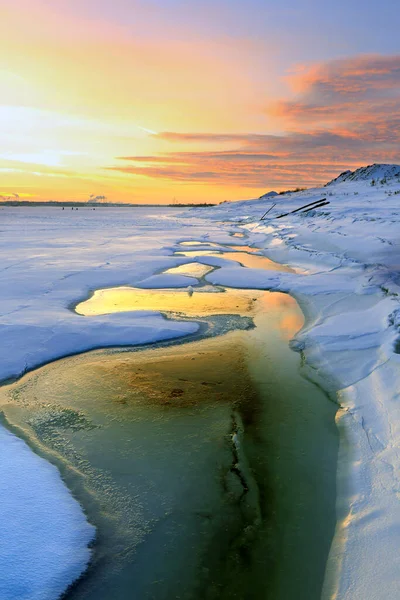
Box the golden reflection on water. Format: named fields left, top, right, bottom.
left=76, top=287, right=264, bottom=317
left=176, top=250, right=218, bottom=256
left=164, top=263, right=214, bottom=277
left=179, top=241, right=220, bottom=247
left=255, top=293, right=304, bottom=340
left=176, top=249, right=294, bottom=273
left=76, top=285, right=303, bottom=343
left=223, top=251, right=294, bottom=272
left=228, top=245, right=259, bottom=253
left=278, top=314, right=304, bottom=340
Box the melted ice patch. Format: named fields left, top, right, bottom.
left=76, top=286, right=263, bottom=318
left=164, top=263, right=214, bottom=278
left=179, top=241, right=220, bottom=247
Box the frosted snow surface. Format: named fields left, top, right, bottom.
left=326, top=163, right=400, bottom=185
left=190, top=166, right=400, bottom=600
left=0, top=427, right=95, bottom=600
left=0, top=207, right=210, bottom=382
left=0, top=206, right=226, bottom=599
left=1, top=167, right=400, bottom=600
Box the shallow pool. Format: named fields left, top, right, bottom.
left=0, top=287, right=338, bottom=600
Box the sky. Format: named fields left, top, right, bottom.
left=1, top=0, right=400, bottom=203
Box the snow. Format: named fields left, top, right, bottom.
left=0, top=426, right=94, bottom=600
left=1, top=168, right=400, bottom=599
left=0, top=206, right=225, bottom=599
left=189, top=168, right=400, bottom=600
left=326, top=163, right=400, bottom=186
left=258, top=190, right=278, bottom=199
left=136, top=273, right=200, bottom=288
left=0, top=208, right=213, bottom=382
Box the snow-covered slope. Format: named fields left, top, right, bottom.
left=326, top=163, right=400, bottom=185
left=258, top=190, right=278, bottom=199
left=191, top=167, right=400, bottom=600
left=0, top=207, right=232, bottom=599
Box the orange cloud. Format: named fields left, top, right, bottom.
left=0, top=0, right=279, bottom=202
left=270, top=54, right=400, bottom=133
left=110, top=54, right=400, bottom=191
left=2, top=0, right=400, bottom=205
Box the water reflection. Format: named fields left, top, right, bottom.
left=176, top=248, right=294, bottom=272
left=0, top=237, right=337, bottom=600
left=164, top=263, right=214, bottom=278
left=176, top=250, right=218, bottom=256
left=76, top=287, right=263, bottom=318
left=226, top=245, right=259, bottom=253
left=76, top=240, right=296, bottom=319
left=179, top=241, right=220, bottom=247
left=0, top=290, right=338, bottom=600
left=279, top=313, right=305, bottom=339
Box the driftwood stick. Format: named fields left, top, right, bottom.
left=301, top=201, right=330, bottom=213
left=260, top=203, right=276, bottom=220
left=275, top=198, right=327, bottom=219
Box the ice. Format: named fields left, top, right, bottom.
left=188, top=166, right=400, bottom=599
left=164, top=262, right=214, bottom=277
left=205, top=265, right=285, bottom=290
left=136, top=273, right=200, bottom=288
left=0, top=207, right=222, bottom=598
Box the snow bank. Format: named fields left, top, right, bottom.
left=0, top=206, right=224, bottom=598
left=326, top=163, right=400, bottom=186
left=192, top=170, right=400, bottom=600
left=0, top=426, right=94, bottom=600
left=136, top=273, right=200, bottom=288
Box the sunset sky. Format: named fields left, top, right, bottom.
left=1, top=0, right=399, bottom=203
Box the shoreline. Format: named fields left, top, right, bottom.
left=280, top=284, right=399, bottom=600
left=225, top=209, right=400, bottom=599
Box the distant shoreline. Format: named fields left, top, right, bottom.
left=0, top=201, right=217, bottom=208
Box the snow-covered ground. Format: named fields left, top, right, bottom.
left=1, top=164, right=400, bottom=598
left=0, top=206, right=237, bottom=600
left=193, top=164, right=400, bottom=600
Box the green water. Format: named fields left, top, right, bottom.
left=0, top=286, right=338, bottom=600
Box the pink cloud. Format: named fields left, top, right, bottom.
left=109, top=54, right=400, bottom=190
left=270, top=54, right=400, bottom=130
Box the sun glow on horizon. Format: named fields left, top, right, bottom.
left=1, top=1, right=399, bottom=203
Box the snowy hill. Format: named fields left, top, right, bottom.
left=192, top=162, right=400, bottom=600
left=326, top=163, right=400, bottom=186
left=258, top=190, right=278, bottom=200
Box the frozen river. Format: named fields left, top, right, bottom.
left=0, top=281, right=337, bottom=600
left=0, top=210, right=337, bottom=599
